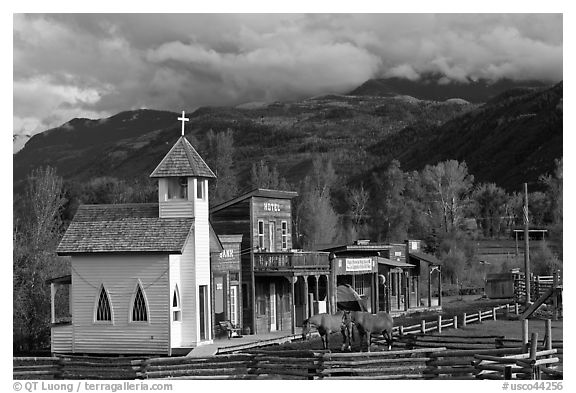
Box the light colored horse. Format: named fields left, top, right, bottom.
left=345, top=311, right=394, bottom=352
left=302, top=311, right=352, bottom=351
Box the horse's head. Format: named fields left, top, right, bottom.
left=301, top=319, right=310, bottom=340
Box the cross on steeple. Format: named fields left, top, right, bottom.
left=178, top=111, right=189, bottom=136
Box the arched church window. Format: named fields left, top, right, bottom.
left=95, top=285, right=112, bottom=322
left=172, top=285, right=181, bottom=322
left=131, top=284, right=149, bottom=322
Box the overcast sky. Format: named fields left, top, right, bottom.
left=13, top=13, right=563, bottom=151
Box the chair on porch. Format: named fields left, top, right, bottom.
left=218, top=320, right=242, bottom=339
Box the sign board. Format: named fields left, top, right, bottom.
left=219, top=249, right=234, bottom=259
left=263, top=202, right=281, bottom=212
left=345, top=258, right=373, bottom=272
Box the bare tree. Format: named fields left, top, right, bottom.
left=14, top=166, right=68, bottom=352
left=347, top=183, right=370, bottom=228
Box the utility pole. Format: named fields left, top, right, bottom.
left=524, top=183, right=531, bottom=305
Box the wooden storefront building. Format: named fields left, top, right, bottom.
left=211, top=235, right=243, bottom=338
left=210, top=189, right=331, bottom=335
left=323, top=240, right=442, bottom=315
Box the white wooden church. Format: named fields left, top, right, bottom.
left=51, top=113, right=222, bottom=355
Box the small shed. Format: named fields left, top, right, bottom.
left=486, top=273, right=515, bottom=299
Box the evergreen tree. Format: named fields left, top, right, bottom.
left=471, top=183, right=508, bottom=238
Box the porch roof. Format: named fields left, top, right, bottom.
left=46, top=274, right=72, bottom=284
left=376, top=257, right=416, bottom=268
left=409, top=251, right=441, bottom=266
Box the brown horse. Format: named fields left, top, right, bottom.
left=345, top=311, right=394, bottom=352
left=302, top=311, right=352, bottom=351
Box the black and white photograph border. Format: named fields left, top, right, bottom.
left=5, top=0, right=573, bottom=391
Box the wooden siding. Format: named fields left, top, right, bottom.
left=157, top=178, right=195, bottom=218
left=211, top=238, right=242, bottom=335
left=169, top=254, right=182, bottom=349
left=210, top=199, right=253, bottom=331
left=180, top=229, right=197, bottom=346
left=210, top=195, right=296, bottom=334
left=70, top=254, right=170, bottom=355
left=159, top=200, right=194, bottom=218
left=251, top=197, right=293, bottom=252
left=51, top=324, right=73, bottom=353
left=192, top=179, right=212, bottom=343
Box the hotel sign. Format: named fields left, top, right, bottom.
left=263, top=202, right=281, bottom=212
left=345, top=258, right=373, bottom=272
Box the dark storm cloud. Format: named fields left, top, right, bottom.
left=13, top=13, right=562, bottom=151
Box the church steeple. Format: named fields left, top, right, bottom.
left=150, top=111, right=216, bottom=218
left=150, top=136, right=216, bottom=179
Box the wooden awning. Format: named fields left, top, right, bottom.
left=409, top=251, right=441, bottom=266
left=375, top=257, right=416, bottom=268
left=46, top=274, right=71, bottom=285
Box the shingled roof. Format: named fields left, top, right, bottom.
left=150, top=136, right=216, bottom=178
left=57, top=204, right=194, bottom=255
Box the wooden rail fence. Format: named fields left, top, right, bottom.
left=474, top=333, right=561, bottom=380
left=14, top=303, right=562, bottom=380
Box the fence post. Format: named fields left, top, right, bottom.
left=139, top=358, right=149, bottom=380
left=515, top=303, right=519, bottom=315
left=462, top=313, right=467, bottom=327
left=453, top=315, right=458, bottom=330
left=437, top=315, right=442, bottom=333
left=529, top=332, right=539, bottom=380
left=522, top=319, right=529, bottom=352
left=504, top=365, right=513, bottom=380
left=421, top=319, right=426, bottom=334
left=399, top=325, right=404, bottom=337
left=56, top=356, right=64, bottom=379
left=492, top=307, right=497, bottom=321
left=478, top=310, right=482, bottom=323
left=552, top=271, right=559, bottom=321
left=545, top=319, right=552, bottom=351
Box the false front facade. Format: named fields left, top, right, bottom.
left=210, top=189, right=331, bottom=334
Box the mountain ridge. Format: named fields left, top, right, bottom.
left=349, top=75, right=550, bottom=103
left=13, top=80, right=562, bottom=197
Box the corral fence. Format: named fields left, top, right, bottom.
left=14, top=303, right=562, bottom=380
left=14, top=345, right=560, bottom=380
left=514, top=272, right=562, bottom=305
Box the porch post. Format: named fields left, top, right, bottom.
left=330, top=257, right=337, bottom=314
left=289, top=276, right=296, bottom=334
left=415, top=275, right=420, bottom=308
left=438, top=267, right=443, bottom=307
left=428, top=267, right=432, bottom=307
left=404, top=272, right=409, bottom=311
left=303, top=275, right=309, bottom=320
left=386, top=271, right=391, bottom=313
left=394, top=272, right=402, bottom=310
left=374, top=272, right=379, bottom=313
left=50, top=283, right=56, bottom=324
left=325, top=274, right=331, bottom=313
left=314, top=275, right=320, bottom=301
